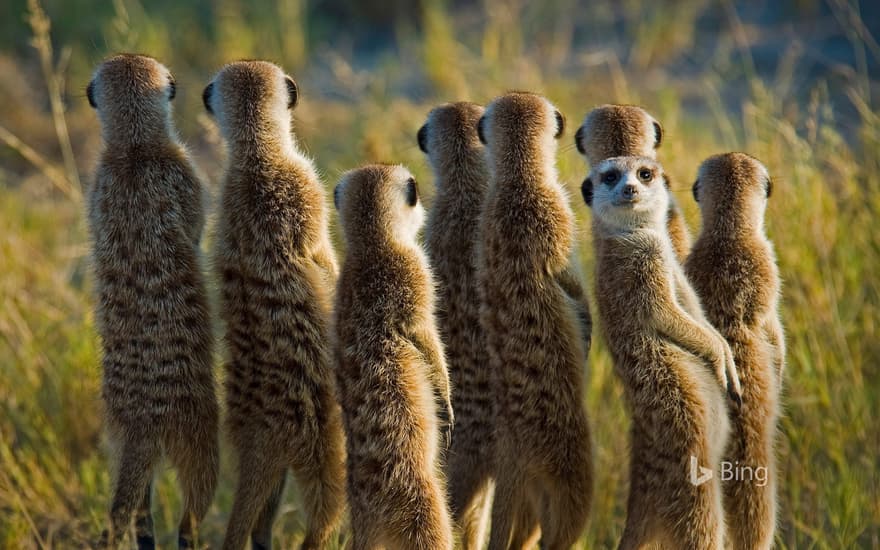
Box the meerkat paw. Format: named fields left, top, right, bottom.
left=439, top=397, right=455, bottom=449
left=719, top=340, right=742, bottom=407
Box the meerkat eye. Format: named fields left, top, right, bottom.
left=554, top=110, right=565, bottom=139
left=765, top=177, right=773, bottom=198
left=692, top=179, right=700, bottom=203
left=638, top=168, right=653, bottom=183
left=285, top=76, right=298, bottom=109
left=168, top=78, right=176, bottom=101
left=405, top=177, right=419, bottom=207
left=86, top=81, right=97, bottom=109
left=417, top=124, right=428, bottom=154
left=202, top=82, right=214, bottom=114
left=652, top=121, right=663, bottom=149
left=602, top=170, right=619, bottom=186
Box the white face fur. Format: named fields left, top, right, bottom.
left=335, top=165, right=425, bottom=248
left=586, top=156, right=669, bottom=232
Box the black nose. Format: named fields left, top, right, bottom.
left=622, top=184, right=638, bottom=200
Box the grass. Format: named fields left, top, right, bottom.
left=1, top=0, right=878, bottom=548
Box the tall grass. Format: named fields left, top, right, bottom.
left=0, top=0, right=878, bottom=548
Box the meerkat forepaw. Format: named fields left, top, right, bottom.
left=439, top=398, right=455, bottom=448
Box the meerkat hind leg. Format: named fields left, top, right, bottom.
left=134, top=483, right=155, bottom=550
left=105, top=434, right=162, bottom=549
left=251, top=473, right=287, bottom=550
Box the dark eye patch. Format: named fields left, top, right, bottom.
left=406, top=177, right=419, bottom=207
left=602, top=169, right=620, bottom=186
left=202, top=82, right=214, bottom=114
left=638, top=168, right=653, bottom=183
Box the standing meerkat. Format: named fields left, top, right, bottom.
left=477, top=91, right=592, bottom=550
left=418, top=101, right=494, bottom=549
left=575, top=104, right=693, bottom=262
left=204, top=60, right=346, bottom=550
left=86, top=53, right=219, bottom=550
left=584, top=156, right=742, bottom=549
left=333, top=164, right=454, bottom=550
left=685, top=152, right=784, bottom=550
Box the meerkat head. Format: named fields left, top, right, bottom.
left=692, top=152, right=771, bottom=230
left=334, top=164, right=424, bottom=249
left=584, top=156, right=669, bottom=232
left=574, top=104, right=663, bottom=166
left=202, top=60, right=297, bottom=146
left=477, top=91, right=565, bottom=168
left=87, top=54, right=176, bottom=143
left=417, top=101, right=486, bottom=183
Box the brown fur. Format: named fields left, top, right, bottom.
left=419, top=102, right=494, bottom=549
left=575, top=104, right=693, bottom=262
left=477, top=92, right=592, bottom=550
left=205, top=61, right=346, bottom=550
left=333, top=164, right=453, bottom=550
left=685, top=152, right=783, bottom=550
left=586, top=156, right=737, bottom=549
left=86, top=54, right=219, bottom=549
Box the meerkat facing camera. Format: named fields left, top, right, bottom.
left=477, top=91, right=593, bottom=550
left=575, top=104, right=693, bottom=262
left=334, top=164, right=454, bottom=550
left=585, top=156, right=741, bottom=549
left=419, top=101, right=495, bottom=549
left=686, top=152, right=784, bottom=550
left=86, top=53, right=219, bottom=550
left=204, top=60, right=346, bottom=550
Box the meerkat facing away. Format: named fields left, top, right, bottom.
left=575, top=104, right=693, bottom=262
left=204, top=61, right=346, bottom=550
left=419, top=101, right=495, bottom=549
left=334, top=164, right=454, bottom=550
left=86, top=54, right=219, bottom=549
left=477, top=91, right=592, bottom=550
left=686, top=153, right=784, bottom=550
left=584, top=156, right=742, bottom=549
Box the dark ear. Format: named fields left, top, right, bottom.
left=285, top=76, right=298, bottom=109
left=168, top=78, right=176, bottom=101
left=477, top=115, right=487, bottom=145
left=575, top=126, right=585, bottom=155
left=87, top=81, right=96, bottom=109
left=333, top=184, right=341, bottom=210
left=653, top=121, right=663, bottom=149
left=692, top=179, right=700, bottom=203
left=554, top=110, right=565, bottom=139
left=202, top=82, right=214, bottom=114
left=765, top=177, right=773, bottom=198
left=581, top=177, right=594, bottom=207
left=405, top=177, right=419, bottom=207
left=417, top=124, right=428, bottom=154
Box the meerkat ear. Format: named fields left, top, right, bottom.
left=554, top=110, right=565, bottom=139
left=765, top=177, right=773, bottom=198
left=168, top=78, right=176, bottom=101
left=653, top=121, right=663, bottom=149
left=477, top=115, right=487, bottom=145
left=575, top=125, right=586, bottom=155
left=333, top=184, right=341, bottom=210
left=285, top=76, right=298, bottom=109
left=692, top=179, right=700, bottom=203
left=581, top=177, right=594, bottom=206
left=417, top=124, right=428, bottom=154
left=405, top=177, right=419, bottom=207
left=202, top=82, right=214, bottom=114
left=86, top=81, right=97, bottom=109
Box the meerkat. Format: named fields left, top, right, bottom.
left=333, top=164, right=454, bottom=550
left=685, top=152, right=784, bottom=550
left=86, top=54, right=219, bottom=550
left=204, top=60, right=346, bottom=550
left=418, top=101, right=494, bottom=549
left=575, top=103, right=693, bottom=262
left=584, top=156, right=743, bottom=549
left=477, top=91, right=592, bottom=550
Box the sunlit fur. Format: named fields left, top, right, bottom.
left=575, top=104, right=693, bottom=262
left=588, top=156, right=735, bottom=550
left=206, top=60, right=346, bottom=550
left=478, top=91, right=593, bottom=550
left=86, top=54, right=219, bottom=550
left=686, top=152, right=784, bottom=550
left=334, top=164, right=453, bottom=550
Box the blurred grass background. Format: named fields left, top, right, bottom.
left=0, top=0, right=878, bottom=548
